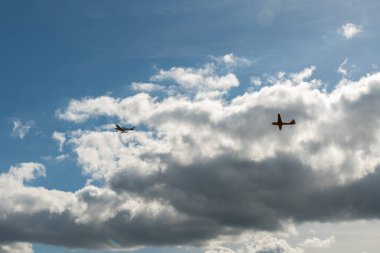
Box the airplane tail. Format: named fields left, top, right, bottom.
left=290, top=119, right=296, bottom=124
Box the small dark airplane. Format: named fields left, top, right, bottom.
left=115, top=124, right=135, bottom=133
left=271, top=114, right=296, bottom=130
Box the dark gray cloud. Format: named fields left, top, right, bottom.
left=6, top=153, right=379, bottom=249
left=110, top=152, right=380, bottom=231
left=0, top=193, right=221, bottom=249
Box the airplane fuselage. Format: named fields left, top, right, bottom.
left=271, top=122, right=295, bottom=126
left=115, top=125, right=135, bottom=133
left=271, top=122, right=295, bottom=127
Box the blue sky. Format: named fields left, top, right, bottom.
left=2, top=1, right=380, bottom=253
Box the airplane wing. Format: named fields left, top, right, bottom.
left=277, top=114, right=282, bottom=123
left=279, top=124, right=282, bottom=130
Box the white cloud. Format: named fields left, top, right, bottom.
left=58, top=67, right=380, bottom=183
left=150, top=61, right=239, bottom=93
left=56, top=95, right=129, bottom=123
left=6, top=162, right=46, bottom=183
left=238, top=236, right=304, bottom=253
left=57, top=64, right=240, bottom=123
left=250, top=77, right=262, bottom=87
left=210, top=53, right=251, bottom=68
left=0, top=242, right=34, bottom=253
left=205, top=230, right=302, bottom=253
left=0, top=163, right=76, bottom=215
left=41, top=155, right=69, bottom=162
left=338, top=23, right=361, bottom=39
left=131, top=82, right=165, bottom=92
left=52, top=131, right=66, bottom=152
left=205, top=247, right=236, bottom=253
left=298, top=236, right=335, bottom=248
left=55, top=154, right=69, bottom=161
left=11, top=119, right=33, bottom=139
left=290, top=66, right=316, bottom=83
left=338, top=58, right=349, bottom=76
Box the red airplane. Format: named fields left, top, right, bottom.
left=272, top=114, right=296, bottom=130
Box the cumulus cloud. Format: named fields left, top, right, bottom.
left=338, top=23, right=361, bottom=39
left=298, top=235, right=335, bottom=248
left=150, top=58, right=239, bottom=97
left=205, top=246, right=236, bottom=253
left=131, top=82, right=165, bottom=93
left=290, top=66, right=315, bottom=83
left=205, top=233, right=304, bottom=253
left=0, top=242, right=34, bottom=253
left=11, top=119, right=33, bottom=139
left=6, top=162, right=46, bottom=183
left=6, top=56, right=380, bottom=250
left=57, top=60, right=240, bottom=123
left=151, top=66, right=238, bottom=91
left=210, top=53, right=251, bottom=68
left=238, top=236, right=303, bottom=253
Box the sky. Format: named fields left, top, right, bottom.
left=1, top=0, right=380, bottom=252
